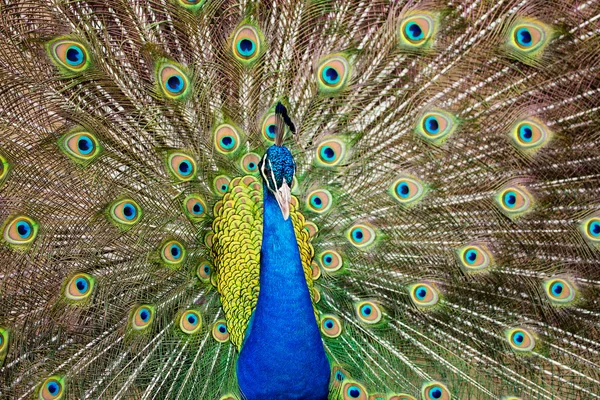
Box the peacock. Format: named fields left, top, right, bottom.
left=1, top=0, right=600, bottom=398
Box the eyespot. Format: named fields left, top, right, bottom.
left=197, top=260, right=212, bottom=283
left=39, top=376, right=65, bottom=400
left=416, top=110, right=457, bottom=144
left=179, top=310, right=202, bottom=334
left=421, top=382, right=450, bottom=400
left=183, top=194, right=207, bottom=222
left=168, top=153, right=197, bottom=181
left=261, top=113, right=278, bottom=142
left=3, top=216, right=38, bottom=246
left=65, top=273, right=95, bottom=301
left=241, top=153, right=260, bottom=174
left=109, top=199, right=142, bottom=226
left=0, top=327, right=9, bottom=357
left=543, top=278, right=576, bottom=305
left=311, top=262, right=322, bottom=280
left=212, top=320, right=230, bottom=342
left=0, top=153, right=9, bottom=183
left=390, top=395, right=418, bottom=400
left=390, top=175, right=425, bottom=205
left=510, top=119, right=551, bottom=152
left=581, top=216, right=600, bottom=243
left=214, top=176, right=231, bottom=196
left=346, top=223, right=376, bottom=249
left=161, top=240, right=186, bottom=266
left=332, top=365, right=349, bottom=388
left=317, top=55, right=350, bottom=93
left=132, top=305, right=154, bottom=330
left=304, top=221, right=319, bottom=239
left=400, top=13, right=436, bottom=48
left=355, top=301, right=382, bottom=324
left=316, top=138, right=346, bottom=167
left=457, top=244, right=492, bottom=271
left=48, top=39, right=89, bottom=72
left=506, top=327, right=536, bottom=352
left=306, top=189, right=333, bottom=214
left=60, top=131, right=101, bottom=164
left=510, top=22, right=548, bottom=53
left=158, top=64, right=190, bottom=99
left=342, top=381, right=368, bottom=400
left=232, top=24, right=262, bottom=64
left=214, top=124, right=241, bottom=155
left=319, top=250, right=342, bottom=272
left=320, top=315, right=342, bottom=338
left=496, top=186, right=532, bottom=217
left=409, top=283, right=439, bottom=308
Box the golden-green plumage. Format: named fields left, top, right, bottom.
left=211, top=175, right=316, bottom=349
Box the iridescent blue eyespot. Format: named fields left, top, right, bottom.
left=405, top=22, right=424, bottom=40
left=212, top=319, right=230, bottom=342
left=347, top=223, right=376, bottom=248
left=422, top=381, right=450, bottom=400
left=589, top=221, right=600, bottom=237
left=518, top=125, right=533, bottom=143
left=429, top=387, right=443, bottom=399
left=506, top=327, right=535, bottom=352
left=320, top=146, right=336, bottom=162
left=341, top=381, right=367, bottom=400
left=180, top=310, right=202, bottom=334
left=121, top=203, right=137, bottom=220
left=75, top=278, right=88, bottom=293
left=139, top=308, right=150, bottom=322
left=410, top=283, right=439, bottom=307
left=232, top=25, right=262, bottom=64
left=132, top=305, right=154, bottom=330
left=516, top=28, right=532, bottom=47
left=424, top=116, right=439, bottom=134
left=237, top=39, right=255, bottom=57
left=320, top=315, right=342, bottom=338
left=77, top=136, right=93, bottom=155
left=267, top=125, right=276, bottom=139
left=178, top=160, right=192, bottom=176
left=322, top=67, right=340, bottom=85
left=16, top=221, right=31, bottom=239
left=347, top=386, right=361, bottom=398
left=65, top=46, right=84, bottom=66
left=166, top=75, right=184, bottom=93
left=161, top=240, right=186, bottom=265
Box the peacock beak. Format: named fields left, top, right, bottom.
left=274, top=180, right=291, bottom=220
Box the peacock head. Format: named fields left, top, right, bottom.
left=259, top=145, right=296, bottom=220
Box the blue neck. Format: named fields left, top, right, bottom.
left=236, top=184, right=330, bottom=400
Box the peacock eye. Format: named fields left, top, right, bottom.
left=496, top=185, right=532, bottom=217
left=510, top=119, right=551, bottom=152
left=168, top=153, right=197, bottom=181
left=179, top=310, right=202, bottom=334
left=511, top=23, right=547, bottom=52
left=158, top=64, right=190, bottom=99
left=400, top=14, right=436, bottom=48
left=416, top=110, right=457, bottom=144
left=183, top=194, right=207, bottom=221
left=132, top=305, right=154, bottom=330
left=581, top=216, right=600, bottom=243
left=61, top=131, right=102, bottom=164
left=316, top=138, right=346, bottom=167
left=421, top=382, right=450, bottom=400
left=319, top=250, right=342, bottom=272
left=214, top=175, right=231, bottom=195
left=161, top=240, right=186, bottom=266
left=197, top=260, right=212, bottom=283
left=306, top=189, right=333, bottom=214
left=346, top=223, right=376, bottom=249
left=543, top=278, right=576, bottom=305
left=48, top=39, right=89, bottom=72
left=65, top=273, right=95, bottom=301
left=109, top=199, right=142, bottom=226
left=3, top=216, right=38, bottom=246
left=506, top=327, right=535, bottom=352
left=390, top=176, right=425, bottom=205
left=355, top=301, right=382, bottom=324
left=214, top=124, right=241, bottom=155
left=40, top=376, right=65, bottom=400
left=177, top=0, right=206, bottom=10
left=320, top=315, right=342, bottom=338
left=232, top=24, right=262, bottom=64
left=241, top=153, right=260, bottom=174
left=342, top=381, right=367, bottom=400
left=409, top=283, right=439, bottom=308
left=212, top=320, right=230, bottom=342
left=317, top=55, right=350, bottom=93
left=458, top=244, right=492, bottom=271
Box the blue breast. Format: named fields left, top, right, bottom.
left=236, top=185, right=330, bottom=400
